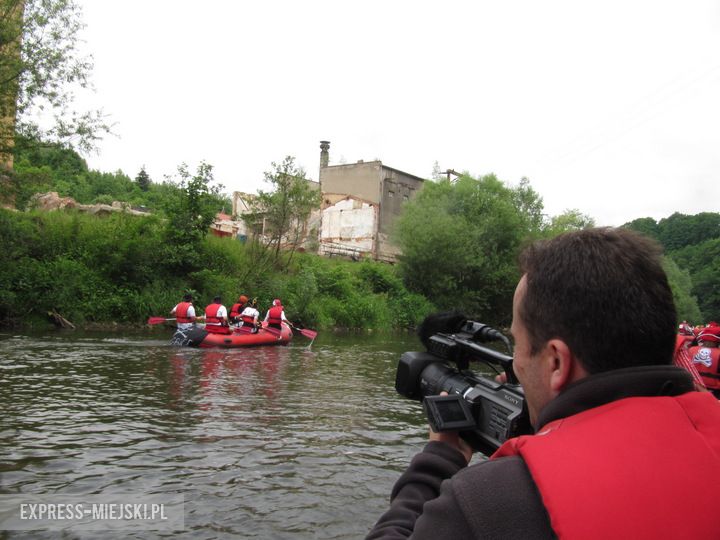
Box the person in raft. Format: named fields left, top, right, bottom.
left=691, top=323, right=720, bottom=398
left=263, top=298, right=289, bottom=330
left=239, top=298, right=261, bottom=333
left=366, top=227, right=720, bottom=540
left=204, top=296, right=230, bottom=335
left=170, top=293, right=197, bottom=331
left=229, top=294, right=249, bottom=324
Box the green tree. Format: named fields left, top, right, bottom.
left=135, top=166, right=150, bottom=192
left=0, top=0, right=110, bottom=164
left=671, top=237, right=720, bottom=321
left=663, top=256, right=702, bottom=323
left=511, top=176, right=545, bottom=234
left=545, top=209, right=595, bottom=236
left=396, top=174, right=539, bottom=324
left=624, top=217, right=659, bottom=240
left=162, top=161, right=224, bottom=271
left=242, top=156, right=321, bottom=269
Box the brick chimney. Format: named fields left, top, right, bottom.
left=320, top=141, right=330, bottom=169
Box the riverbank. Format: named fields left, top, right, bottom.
left=0, top=208, right=435, bottom=332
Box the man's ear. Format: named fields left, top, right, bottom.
left=545, top=339, right=582, bottom=394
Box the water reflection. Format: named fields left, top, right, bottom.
left=0, top=331, right=426, bottom=539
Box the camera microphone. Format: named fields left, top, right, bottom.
left=462, top=321, right=504, bottom=342
left=460, top=321, right=513, bottom=355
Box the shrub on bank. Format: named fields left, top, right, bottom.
left=0, top=209, right=435, bottom=330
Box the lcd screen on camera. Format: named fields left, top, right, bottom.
left=423, top=394, right=476, bottom=432
left=436, top=399, right=467, bottom=422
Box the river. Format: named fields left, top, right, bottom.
left=0, top=329, right=439, bottom=539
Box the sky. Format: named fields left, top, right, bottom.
left=71, top=0, right=720, bottom=226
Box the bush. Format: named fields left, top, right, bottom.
left=0, top=208, right=434, bottom=330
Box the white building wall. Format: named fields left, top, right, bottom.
left=320, top=198, right=376, bottom=255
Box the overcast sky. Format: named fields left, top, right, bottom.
left=73, top=0, right=720, bottom=226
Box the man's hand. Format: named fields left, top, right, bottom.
left=429, top=391, right=473, bottom=464
left=429, top=427, right=473, bottom=464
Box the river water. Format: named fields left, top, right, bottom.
left=0, top=329, right=439, bottom=539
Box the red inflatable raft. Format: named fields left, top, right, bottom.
left=171, top=323, right=293, bottom=348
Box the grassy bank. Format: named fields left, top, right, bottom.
left=0, top=208, right=434, bottom=330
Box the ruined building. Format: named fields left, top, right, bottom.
left=318, top=141, right=424, bottom=262
left=231, top=141, right=425, bottom=262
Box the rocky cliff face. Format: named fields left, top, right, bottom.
left=29, top=192, right=151, bottom=216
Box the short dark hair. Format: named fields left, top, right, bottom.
left=518, top=227, right=676, bottom=373
left=183, top=293, right=193, bottom=302
left=213, top=295, right=222, bottom=303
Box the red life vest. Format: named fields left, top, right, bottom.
left=175, top=302, right=193, bottom=323
left=241, top=313, right=256, bottom=326
left=204, top=303, right=230, bottom=334
left=229, top=303, right=243, bottom=319
left=674, top=335, right=705, bottom=387
left=492, top=392, right=720, bottom=539
left=267, top=305, right=283, bottom=327
left=688, top=345, right=720, bottom=391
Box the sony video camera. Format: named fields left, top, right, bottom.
left=396, top=313, right=533, bottom=456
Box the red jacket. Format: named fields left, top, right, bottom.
left=493, top=391, right=720, bottom=539
left=175, top=302, right=193, bottom=323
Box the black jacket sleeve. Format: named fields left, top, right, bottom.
left=365, top=441, right=469, bottom=539
left=366, top=443, right=555, bottom=539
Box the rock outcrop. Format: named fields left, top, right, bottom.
left=30, top=192, right=151, bottom=216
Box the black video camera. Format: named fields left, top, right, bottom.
left=396, top=315, right=533, bottom=456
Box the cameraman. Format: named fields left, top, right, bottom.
left=367, top=227, right=720, bottom=539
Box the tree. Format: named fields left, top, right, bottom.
left=671, top=237, right=720, bottom=321
left=396, top=174, right=542, bottom=324
left=162, top=162, right=224, bottom=271
left=511, top=176, right=545, bottom=234
left=242, top=156, right=321, bottom=269
left=431, top=160, right=442, bottom=181
left=0, top=0, right=110, bottom=169
left=545, top=209, right=595, bottom=236
left=135, top=166, right=150, bottom=192
left=624, top=217, right=659, bottom=240
left=657, top=212, right=720, bottom=251
left=663, top=256, right=702, bottom=323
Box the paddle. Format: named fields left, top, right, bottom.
left=148, top=317, right=176, bottom=325
left=291, top=325, right=318, bottom=340
left=263, top=325, right=282, bottom=337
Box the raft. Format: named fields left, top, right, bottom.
left=171, top=323, right=293, bottom=348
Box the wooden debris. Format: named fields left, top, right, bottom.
left=48, top=311, right=75, bottom=329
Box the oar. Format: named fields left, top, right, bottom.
left=148, top=317, right=176, bottom=325
left=263, top=325, right=282, bottom=337
left=291, top=325, right=318, bottom=340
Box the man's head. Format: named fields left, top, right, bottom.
left=273, top=298, right=282, bottom=307
left=213, top=295, right=222, bottom=304
left=511, top=227, right=677, bottom=424
left=183, top=293, right=193, bottom=302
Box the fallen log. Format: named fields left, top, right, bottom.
left=48, top=311, right=75, bottom=329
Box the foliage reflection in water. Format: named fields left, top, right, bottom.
left=0, top=330, right=430, bottom=539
